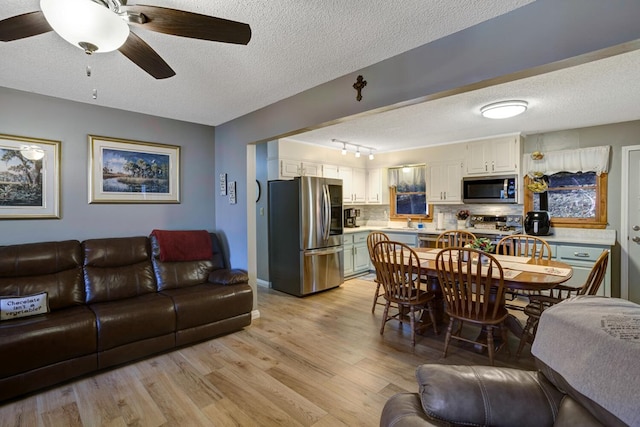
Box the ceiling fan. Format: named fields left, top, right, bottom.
left=0, top=0, right=251, bottom=79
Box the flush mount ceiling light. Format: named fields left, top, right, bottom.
left=40, top=0, right=130, bottom=54
left=480, top=100, right=528, bottom=119
left=20, top=145, right=45, bottom=161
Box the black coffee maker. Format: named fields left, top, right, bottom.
left=524, top=211, right=551, bottom=236
left=344, top=208, right=360, bottom=228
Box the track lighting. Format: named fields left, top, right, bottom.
left=331, top=139, right=375, bottom=160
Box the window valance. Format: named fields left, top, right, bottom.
left=523, top=145, right=610, bottom=177
left=388, top=165, right=426, bottom=190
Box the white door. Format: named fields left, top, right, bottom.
left=622, top=146, right=640, bottom=303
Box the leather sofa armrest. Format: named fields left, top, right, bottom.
left=208, top=268, right=248, bottom=285
left=416, top=364, right=564, bottom=427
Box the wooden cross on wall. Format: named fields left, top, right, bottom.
left=353, top=75, right=367, bottom=102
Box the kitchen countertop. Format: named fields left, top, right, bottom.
left=344, top=225, right=616, bottom=246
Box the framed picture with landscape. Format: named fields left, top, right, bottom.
left=88, top=135, right=180, bottom=204
left=0, top=133, right=60, bottom=219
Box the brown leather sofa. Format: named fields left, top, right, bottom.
left=0, top=232, right=252, bottom=402
left=380, top=296, right=637, bottom=427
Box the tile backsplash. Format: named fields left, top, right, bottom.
left=351, top=204, right=524, bottom=227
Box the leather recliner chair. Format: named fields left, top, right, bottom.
left=380, top=296, right=638, bottom=427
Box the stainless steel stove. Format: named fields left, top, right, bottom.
left=417, top=214, right=523, bottom=249
left=469, top=214, right=523, bottom=233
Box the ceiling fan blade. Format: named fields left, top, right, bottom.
left=118, top=32, right=175, bottom=79
left=122, top=5, right=251, bottom=45
left=0, top=11, right=52, bottom=42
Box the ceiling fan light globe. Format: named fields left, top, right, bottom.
left=20, top=145, right=45, bottom=161
left=40, top=0, right=130, bottom=53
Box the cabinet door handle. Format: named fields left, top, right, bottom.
left=574, top=252, right=590, bottom=258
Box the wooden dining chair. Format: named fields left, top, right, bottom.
left=516, top=249, right=610, bottom=356
left=372, top=241, right=438, bottom=346
left=496, top=234, right=553, bottom=308
left=435, top=247, right=510, bottom=365
left=435, top=230, right=477, bottom=248
left=367, top=231, right=390, bottom=313
left=496, top=234, right=552, bottom=259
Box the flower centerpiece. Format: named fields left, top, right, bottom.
left=456, top=210, right=470, bottom=220
left=469, top=237, right=494, bottom=253
left=456, top=209, right=470, bottom=229
left=467, top=237, right=494, bottom=265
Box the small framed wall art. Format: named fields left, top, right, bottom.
left=228, top=181, right=237, bottom=204
left=88, top=135, right=180, bottom=204
left=0, top=133, right=61, bottom=219
left=220, top=173, right=227, bottom=195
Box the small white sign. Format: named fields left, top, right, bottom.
left=229, top=181, right=236, bottom=204
left=219, top=173, right=227, bottom=195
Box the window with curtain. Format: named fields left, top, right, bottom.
left=388, top=165, right=430, bottom=219
left=523, top=146, right=609, bottom=228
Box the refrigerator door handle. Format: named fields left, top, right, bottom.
left=304, top=246, right=343, bottom=256
left=322, top=184, right=331, bottom=241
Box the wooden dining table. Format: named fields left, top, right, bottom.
left=413, top=247, right=574, bottom=292
left=411, top=247, right=574, bottom=343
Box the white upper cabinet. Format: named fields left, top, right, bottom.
left=366, top=168, right=389, bottom=204
left=270, top=159, right=322, bottom=179
left=428, top=160, right=462, bottom=203
left=465, top=135, right=522, bottom=176
left=322, top=164, right=340, bottom=179
left=340, top=166, right=366, bottom=204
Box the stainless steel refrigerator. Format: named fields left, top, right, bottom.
left=268, top=176, right=344, bottom=296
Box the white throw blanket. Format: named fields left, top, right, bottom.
left=531, top=296, right=640, bottom=426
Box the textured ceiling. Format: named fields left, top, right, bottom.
left=289, top=48, right=640, bottom=152
left=1, top=0, right=534, bottom=127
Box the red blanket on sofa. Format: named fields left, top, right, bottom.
left=151, top=229, right=212, bottom=262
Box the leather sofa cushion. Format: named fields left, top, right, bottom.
left=0, top=306, right=96, bottom=377
left=152, top=258, right=214, bottom=291
left=380, top=392, right=442, bottom=427
left=208, top=268, right=249, bottom=285
left=416, top=364, right=564, bottom=427
left=160, top=283, right=253, bottom=330
left=89, top=293, right=175, bottom=351
left=83, top=237, right=150, bottom=268
left=83, top=237, right=157, bottom=303
left=0, top=240, right=85, bottom=310
left=0, top=240, right=82, bottom=276
left=555, top=396, right=606, bottom=427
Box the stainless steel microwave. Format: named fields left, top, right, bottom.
left=462, top=175, right=517, bottom=204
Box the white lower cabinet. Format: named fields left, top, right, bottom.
left=344, top=232, right=370, bottom=278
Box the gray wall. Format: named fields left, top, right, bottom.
left=0, top=87, right=216, bottom=245
left=524, top=121, right=640, bottom=298
left=214, top=0, right=640, bottom=278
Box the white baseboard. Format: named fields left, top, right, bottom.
left=257, top=279, right=270, bottom=288
left=251, top=309, right=261, bottom=320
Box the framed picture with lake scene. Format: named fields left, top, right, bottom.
left=89, top=135, right=180, bottom=204
left=0, top=133, right=60, bottom=219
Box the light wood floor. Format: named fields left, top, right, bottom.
left=0, top=276, right=537, bottom=427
